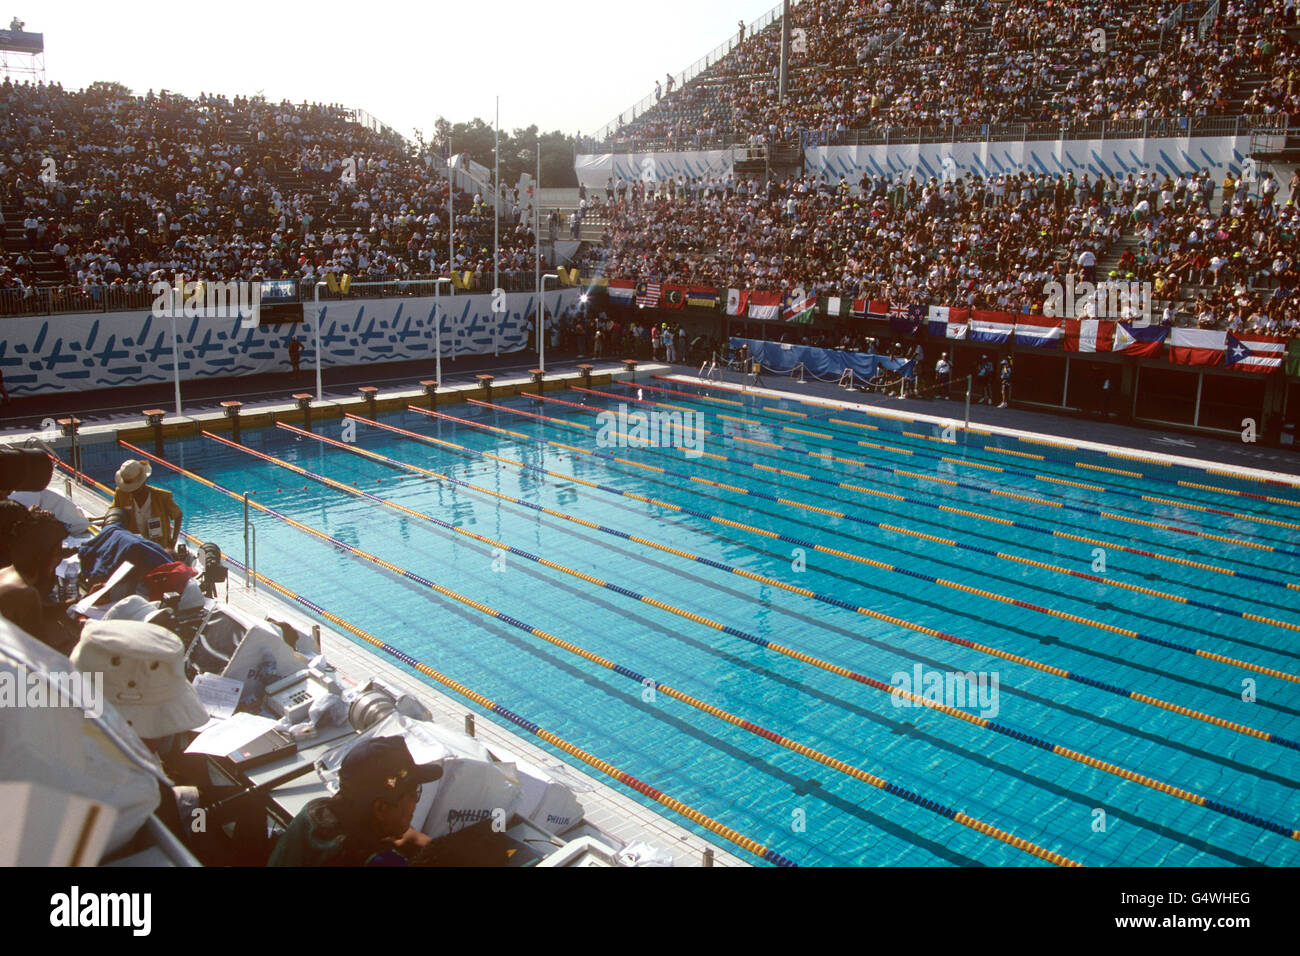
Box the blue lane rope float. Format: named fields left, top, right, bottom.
left=451, top=400, right=1300, bottom=686
left=569, top=386, right=1300, bottom=595
left=529, top=388, right=1300, bottom=633
left=619, top=380, right=1300, bottom=536
left=644, top=375, right=1300, bottom=504
left=116, top=440, right=1081, bottom=867
left=318, top=415, right=1300, bottom=754
left=122, top=437, right=1295, bottom=851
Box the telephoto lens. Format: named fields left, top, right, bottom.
left=348, top=685, right=398, bottom=732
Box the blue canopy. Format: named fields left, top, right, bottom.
left=731, top=337, right=914, bottom=381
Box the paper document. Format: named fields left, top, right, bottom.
left=185, top=712, right=279, bottom=756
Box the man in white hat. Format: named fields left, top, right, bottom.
left=70, top=619, right=208, bottom=747
left=112, top=460, right=183, bottom=552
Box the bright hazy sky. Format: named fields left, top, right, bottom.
left=21, top=1, right=771, bottom=140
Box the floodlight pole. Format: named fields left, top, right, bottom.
left=169, top=314, right=182, bottom=417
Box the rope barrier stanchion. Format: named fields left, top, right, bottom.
left=646, top=375, right=1300, bottom=503
left=120, top=438, right=1085, bottom=867
left=333, top=413, right=1300, bottom=753
left=117, top=437, right=1298, bottom=854
left=615, top=380, right=1300, bottom=542
left=454, top=398, right=1300, bottom=681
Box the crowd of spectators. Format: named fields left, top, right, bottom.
left=603, top=0, right=1299, bottom=151
left=0, top=80, right=541, bottom=311
left=581, top=161, right=1300, bottom=338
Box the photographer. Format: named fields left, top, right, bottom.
left=112, top=460, right=183, bottom=551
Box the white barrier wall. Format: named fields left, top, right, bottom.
left=803, top=135, right=1254, bottom=187
left=0, top=289, right=581, bottom=396
left=575, top=150, right=736, bottom=189
left=577, top=135, right=1256, bottom=191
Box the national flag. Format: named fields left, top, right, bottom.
left=635, top=280, right=661, bottom=309
left=928, top=305, right=971, bottom=339
left=1113, top=322, right=1168, bottom=357
left=969, top=310, right=1017, bottom=344
left=1288, top=339, right=1300, bottom=378
left=1064, top=319, right=1116, bottom=353
left=1014, top=314, right=1064, bottom=348
left=889, top=303, right=923, bottom=336
left=661, top=284, right=687, bottom=310
left=827, top=296, right=843, bottom=317
left=748, top=291, right=783, bottom=321
left=608, top=279, right=636, bottom=305
left=851, top=298, right=869, bottom=319
left=1168, top=328, right=1226, bottom=367
left=726, top=288, right=750, bottom=316
left=783, top=290, right=818, bottom=323
left=687, top=286, right=718, bottom=310
left=868, top=299, right=889, bottom=319
left=1224, top=333, right=1287, bottom=373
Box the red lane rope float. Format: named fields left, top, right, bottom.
left=455, top=399, right=1300, bottom=686
left=120, top=441, right=1086, bottom=867
left=202, top=430, right=1087, bottom=865
left=51, top=455, right=792, bottom=867
left=546, top=387, right=1300, bottom=631
left=575, top=392, right=1297, bottom=593
left=157, top=431, right=1295, bottom=849
left=320, top=414, right=1300, bottom=756
left=651, top=375, right=1300, bottom=500
left=621, top=380, right=1300, bottom=535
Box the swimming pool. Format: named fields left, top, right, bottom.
left=81, top=377, right=1300, bottom=866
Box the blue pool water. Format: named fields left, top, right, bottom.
left=80, top=380, right=1300, bottom=866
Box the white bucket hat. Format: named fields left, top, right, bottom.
left=71, top=620, right=207, bottom=739
left=115, top=459, right=152, bottom=493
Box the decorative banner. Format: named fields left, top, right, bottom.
left=748, top=291, right=782, bottom=321
left=0, top=290, right=580, bottom=397
left=635, top=280, right=662, bottom=309
left=1113, top=322, right=1168, bottom=357
left=1014, top=314, right=1064, bottom=348
left=928, top=306, right=970, bottom=339
left=608, top=280, right=636, bottom=305
left=1224, top=333, right=1286, bottom=373
left=969, top=310, right=1017, bottom=344
left=661, top=284, right=687, bottom=309
left=687, top=287, right=719, bottom=310
left=726, top=289, right=751, bottom=316
left=1065, top=319, right=1117, bottom=352
left=1168, top=327, right=1227, bottom=366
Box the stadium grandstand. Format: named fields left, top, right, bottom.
left=3, top=0, right=1300, bottom=907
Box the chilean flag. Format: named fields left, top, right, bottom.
left=1168, top=328, right=1226, bottom=367
left=1065, top=319, right=1117, bottom=352
left=1225, top=333, right=1287, bottom=373
left=608, top=280, right=636, bottom=305
left=969, top=310, right=1017, bottom=344
left=1014, top=314, right=1064, bottom=348
left=1113, top=322, right=1168, bottom=357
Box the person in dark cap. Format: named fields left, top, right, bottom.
left=268, top=736, right=444, bottom=867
